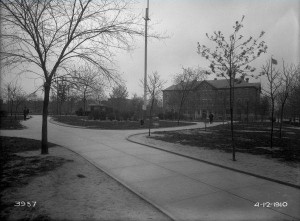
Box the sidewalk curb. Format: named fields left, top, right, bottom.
left=127, top=132, right=300, bottom=190
left=49, top=117, right=199, bottom=131
left=49, top=118, right=89, bottom=129
left=59, top=145, right=176, bottom=221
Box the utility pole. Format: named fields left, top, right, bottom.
left=143, top=0, right=150, bottom=122
left=56, top=77, right=59, bottom=115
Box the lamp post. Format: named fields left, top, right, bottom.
left=143, top=0, right=150, bottom=121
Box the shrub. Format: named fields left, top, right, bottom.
left=157, top=112, right=164, bottom=120
left=120, top=111, right=132, bottom=121
left=90, top=110, right=106, bottom=120
left=164, top=111, right=174, bottom=120
left=107, top=113, right=114, bottom=121
left=0, top=110, right=8, bottom=117
left=75, top=108, right=83, bottom=116
left=131, top=115, right=139, bottom=121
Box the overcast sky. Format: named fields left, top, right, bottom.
left=2, top=0, right=299, bottom=98
left=117, top=0, right=299, bottom=97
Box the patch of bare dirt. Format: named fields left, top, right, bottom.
left=1, top=147, right=171, bottom=221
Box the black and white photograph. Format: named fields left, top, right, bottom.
left=0, top=0, right=299, bottom=220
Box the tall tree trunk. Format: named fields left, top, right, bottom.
left=41, top=82, right=51, bottom=154
left=177, top=106, right=181, bottom=125
left=148, top=98, right=154, bottom=136
left=56, top=78, right=59, bottom=115
left=230, top=76, right=236, bottom=161
left=10, top=100, right=13, bottom=123
left=14, top=106, right=17, bottom=120
left=83, top=94, right=86, bottom=115
left=279, top=102, right=286, bottom=139
left=83, top=99, right=86, bottom=115
left=270, top=100, right=274, bottom=149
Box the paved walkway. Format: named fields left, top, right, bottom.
left=1, top=116, right=299, bottom=221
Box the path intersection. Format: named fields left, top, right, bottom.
left=1, top=116, right=299, bottom=221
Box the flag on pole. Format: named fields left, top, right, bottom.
left=271, top=58, right=278, bottom=65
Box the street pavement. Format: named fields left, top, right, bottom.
left=1, top=116, right=299, bottom=221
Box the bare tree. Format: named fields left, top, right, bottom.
left=142, top=71, right=166, bottom=136
left=3, top=81, right=27, bottom=120
left=27, top=92, right=39, bottom=113
left=285, top=65, right=300, bottom=122
left=1, top=0, right=146, bottom=154
left=129, top=93, right=143, bottom=121
left=173, top=67, right=207, bottom=125
left=277, top=62, right=298, bottom=138
left=51, top=76, right=68, bottom=115
left=66, top=89, right=81, bottom=114
left=197, top=16, right=267, bottom=161
left=71, top=64, right=105, bottom=114
left=92, top=88, right=106, bottom=105
left=14, top=92, right=27, bottom=119
left=164, top=90, right=180, bottom=121
left=261, top=58, right=281, bottom=149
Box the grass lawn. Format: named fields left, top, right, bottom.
left=0, top=136, right=60, bottom=190
left=152, top=122, right=300, bottom=161
left=52, top=115, right=195, bottom=129
left=0, top=116, right=25, bottom=130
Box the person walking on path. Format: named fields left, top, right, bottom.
left=23, top=107, right=27, bottom=120
left=209, top=113, right=214, bottom=124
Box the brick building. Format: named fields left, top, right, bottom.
left=163, top=77, right=261, bottom=121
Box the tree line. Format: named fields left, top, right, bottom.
left=0, top=0, right=150, bottom=154
left=1, top=0, right=299, bottom=159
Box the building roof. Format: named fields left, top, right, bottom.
left=163, top=78, right=260, bottom=91
left=207, top=79, right=260, bottom=89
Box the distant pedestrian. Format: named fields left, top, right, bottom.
left=209, top=113, right=214, bottom=124
left=23, top=107, right=27, bottom=120
left=26, top=108, right=29, bottom=118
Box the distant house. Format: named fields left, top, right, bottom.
left=163, top=77, right=261, bottom=121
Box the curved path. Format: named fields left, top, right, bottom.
left=1, top=116, right=299, bottom=221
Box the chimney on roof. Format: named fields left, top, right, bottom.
left=214, top=78, right=217, bottom=80
left=246, top=78, right=249, bottom=82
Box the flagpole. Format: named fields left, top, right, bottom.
left=143, top=0, right=150, bottom=121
